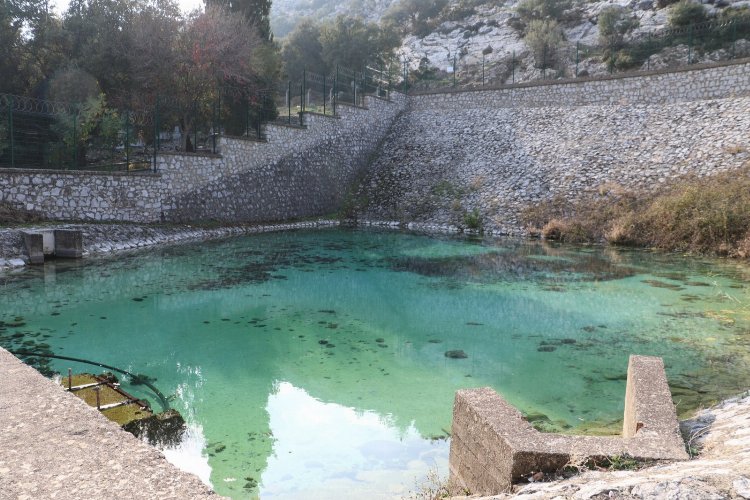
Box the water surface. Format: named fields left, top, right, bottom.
left=2, top=229, right=750, bottom=499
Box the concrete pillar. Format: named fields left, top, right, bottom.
left=53, top=230, right=83, bottom=259
left=22, top=232, right=44, bottom=265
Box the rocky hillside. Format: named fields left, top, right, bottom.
left=401, top=0, right=750, bottom=88
left=272, top=0, right=750, bottom=85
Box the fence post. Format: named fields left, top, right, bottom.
left=402, top=60, right=407, bottom=94
left=609, top=40, right=615, bottom=74
left=647, top=32, right=652, bottom=71
left=453, top=54, right=457, bottom=87
left=334, top=66, right=338, bottom=115
left=482, top=52, right=485, bottom=87
left=243, top=97, right=250, bottom=137
left=575, top=42, right=579, bottom=77
left=732, top=20, right=737, bottom=59
left=323, top=75, right=327, bottom=115
left=153, top=95, right=159, bottom=173
left=299, top=81, right=304, bottom=127
left=543, top=45, right=547, bottom=79
left=124, top=110, right=130, bottom=173
left=8, top=96, right=14, bottom=169
left=72, top=107, right=78, bottom=169
left=688, top=24, right=693, bottom=64
left=512, top=51, right=515, bottom=84
left=257, top=94, right=262, bottom=140
left=302, top=68, right=307, bottom=113
left=287, top=80, right=292, bottom=124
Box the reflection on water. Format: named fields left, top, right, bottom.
left=1, top=229, right=750, bottom=498
left=261, top=382, right=448, bottom=499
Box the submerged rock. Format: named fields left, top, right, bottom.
left=445, top=350, right=468, bottom=359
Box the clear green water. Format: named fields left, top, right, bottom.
left=2, top=229, right=750, bottom=499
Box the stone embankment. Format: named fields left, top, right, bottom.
left=456, top=392, right=750, bottom=499
left=357, top=62, right=750, bottom=235
left=0, top=220, right=340, bottom=270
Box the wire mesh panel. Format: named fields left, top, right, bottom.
left=0, top=94, right=153, bottom=172
left=305, top=71, right=334, bottom=116
left=154, top=95, right=220, bottom=155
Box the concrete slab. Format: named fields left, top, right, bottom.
left=0, top=347, right=223, bottom=499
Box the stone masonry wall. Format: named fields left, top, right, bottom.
left=0, top=94, right=406, bottom=223
left=358, top=61, right=750, bottom=234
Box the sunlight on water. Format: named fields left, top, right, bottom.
left=1, top=228, right=750, bottom=498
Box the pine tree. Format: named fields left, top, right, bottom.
left=204, top=0, right=272, bottom=41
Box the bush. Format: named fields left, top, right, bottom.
left=516, top=0, right=571, bottom=21
left=656, top=0, right=680, bottom=8
left=463, top=208, right=482, bottom=230
left=525, top=19, right=566, bottom=69
left=668, top=1, right=708, bottom=28
left=598, top=6, right=639, bottom=49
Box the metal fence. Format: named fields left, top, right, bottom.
left=408, top=17, right=750, bottom=91
left=0, top=94, right=155, bottom=172
left=272, top=64, right=395, bottom=126
left=0, top=62, right=397, bottom=171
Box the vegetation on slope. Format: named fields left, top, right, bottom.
left=522, top=165, right=750, bottom=258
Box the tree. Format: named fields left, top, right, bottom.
left=598, top=6, right=639, bottom=50
left=130, top=6, right=263, bottom=149
left=320, top=16, right=399, bottom=71
left=281, top=18, right=326, bottom=80
left=0, top=0, right=69, bottom=95
left=204, top=0, right=272, bottom=41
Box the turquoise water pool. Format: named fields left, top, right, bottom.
left=1, top=229, right=750, bottom=498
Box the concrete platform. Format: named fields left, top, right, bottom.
left=0, top=347, right=222, bottom=499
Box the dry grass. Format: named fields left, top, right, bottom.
left=521, top=165, right=750, bottom=257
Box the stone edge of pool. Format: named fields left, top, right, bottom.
left=0, top=346, right=226, bottom=499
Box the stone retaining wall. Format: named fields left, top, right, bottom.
left=358, top=62, right=750, bottom=235
left=0, top=94, right=406, bottom=223
left=412, top=59, right=750, bottom=108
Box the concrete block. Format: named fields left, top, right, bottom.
left=41, top=230, right=55, bottom=255
left=21, top=232, right=44, bottom=265
left=53, top=230, right=83, bottom=259
left=449, top=355, right=689, bottom=496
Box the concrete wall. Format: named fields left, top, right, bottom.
left=358, top=61, right=750, bottom=234
left=0, top=94, right=406, bottom=223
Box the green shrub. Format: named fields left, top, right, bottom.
left=516, top=0, right=571, bottom=21
left=655, top=0, right=680, bottom=8
left=463, top=208, right=482, bottom=230
left=668, top=1, right=708, bottom=28
left=598, top=6, right=639, bottom=49
left=525, top=19, right=566, bottom=69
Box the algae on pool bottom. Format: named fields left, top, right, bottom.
left=1, top=229, right=750, bottom=499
